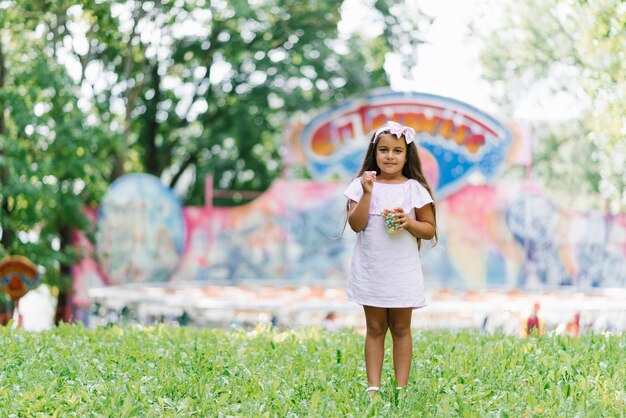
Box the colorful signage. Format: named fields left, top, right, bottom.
left=74, top=178, right=626, bottom=292
left=95, top=174, right=185, bottom=284
left=0, top=255, right=40, bottom=300
left=299, top=89, right=513, bottom=197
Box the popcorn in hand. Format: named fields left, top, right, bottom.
left=381, top=208, right=403, bottom=233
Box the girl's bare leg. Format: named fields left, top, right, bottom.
left=363, top=306, right=389, bottom=387
left=388, top=308, right=413, bottom=387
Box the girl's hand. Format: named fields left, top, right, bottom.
left=361, top=171, right=376, bottom=194
left=393, top=208, right=410, bottom=229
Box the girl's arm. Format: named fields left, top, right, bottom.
left=397, top=204, right=436, bottom=240
left=348, top=195, right=371, bottom=232
left=348, top=172, right=375, bottom=232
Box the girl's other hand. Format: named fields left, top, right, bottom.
left=393, top=208, right=409, bottom=229
left=361, top=171, right=376, bottom=194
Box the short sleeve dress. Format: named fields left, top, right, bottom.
left=343, top=178, right=433, bottom=308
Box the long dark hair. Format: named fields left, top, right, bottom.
left=342, top=128, right=438, bottom=249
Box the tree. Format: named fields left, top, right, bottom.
left=472, top=0, right=625, bottom=212
left=59, top=0, right=431, bottom=205
left=1, top=0, right=431, bottom=295
left=0, top=1, right=117, bottom=295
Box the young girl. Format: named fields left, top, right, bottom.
left=343, top=121, right=437, bottom=397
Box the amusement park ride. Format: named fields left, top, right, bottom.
left=0, top=255, right=41, bottom=327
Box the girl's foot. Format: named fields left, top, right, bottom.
left=366, top=386, right=380, bottom=399
left=395, top=386, right=406, bottom=400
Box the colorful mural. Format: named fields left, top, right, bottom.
left=95, top=174, right=185, bottom=285
left=174, top=180, right=350, bottom=283
left=422, top=183, right=626, bottom=289
left=73, top=176, right=626, bottom=297
left=72, top=90, right=626, bottom=304
left=296, top=89, right=512, bottom=198
left=179, top=181, right=511, bottom=285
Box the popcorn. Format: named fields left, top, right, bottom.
left=381, top=208, right=403, bottom=233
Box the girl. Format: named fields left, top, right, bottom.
left=343, top=121, right=437, bottom=397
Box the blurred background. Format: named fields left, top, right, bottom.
left=1, top=0, right=624, bottom=335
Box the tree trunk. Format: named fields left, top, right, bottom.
left=111, top=5, right=146, bottom=182
left=0, top=298, right=14, bottom=326
left=143, top=62, right=161, bottom=175
left=0, top=41, right=5, bottom=135
left=0, top=41, right=16, bottom=249
left=54, top=291, right=71, bottom=324
left=54, top=226, right=74, bottom=324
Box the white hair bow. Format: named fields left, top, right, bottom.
left=372, top=121, right=416, bottom=144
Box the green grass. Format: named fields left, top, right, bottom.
left=1, top=324, right=625, bottom=417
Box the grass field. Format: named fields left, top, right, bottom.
left=1, top=324, right=625, bottom=417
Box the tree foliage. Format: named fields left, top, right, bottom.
left=0, top=2, right=117, bottom=288
left=472, top=0, right=625, bottom=212
left=56, top=0, right=429, bottom=205
left=0, top=0, right=431, bottom=289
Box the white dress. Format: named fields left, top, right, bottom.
left=344, top=178, right=433, bottom=308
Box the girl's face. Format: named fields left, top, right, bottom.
left=375, top=134, right=407, bottom=178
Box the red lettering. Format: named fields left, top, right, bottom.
left=310, top=127, right=335, bottom=156
left=450, top=125, right=469, bottom=146
left=414, top=114, right=438, bottom=134
left=437, top=119, right=454, bottom=138
left=466, top=134, right=486, bottom=153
